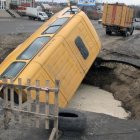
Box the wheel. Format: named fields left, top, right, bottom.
left=106, top=31, right=112, bottom=35
left=58, top=109, right=86, bottom=132
left=122, top=30, right=129, bottom=37
left=106, top=29, right=112, bottom=35
left=38, top=18, right=41, bottom=21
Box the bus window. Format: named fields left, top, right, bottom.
left=51, top=17, right=69, bottom=26
left=75, top=36, right=89, bottom=59
left=43, top=17, right=69, bottom=34
left=43, top=25, right=61, bottom=34
left=0, top=62, right=26, bottom=78
left=17, top=36, right=50, bottom=60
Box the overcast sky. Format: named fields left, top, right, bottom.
left=43, top=0, right=140, bottom=5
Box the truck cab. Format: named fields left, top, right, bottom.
left=38, top=11, right=48, bottom=21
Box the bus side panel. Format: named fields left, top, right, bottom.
left=61, top=13, right=101, bottom=73
left=67, top=18, right=100, bottom=73
left=64, top=23, right=87, bottom=72
left=41, top=43, right=84, bottom=106
left=33, top=36, right=84, bottom=107
left=14, top=61, right=67, bottom=107
left=79, top=21, right=101, bottom=73
left=79, top=12, right=101, bottom=50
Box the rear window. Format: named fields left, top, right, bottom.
left=43, top=17, right=69, bottom=34
left=0, top=62, right=26, bottom=79
left=17, top=36, right=50, bottom=60
left=75, top=36, right=89, bottom=59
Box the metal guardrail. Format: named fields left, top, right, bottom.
left=0, top=78, right=60, bottom=140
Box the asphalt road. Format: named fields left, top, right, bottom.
left=0, top=17, right=139, bottom=35
left=0, top=18, right=43, bottom=34
left=0, top=107, right=140, bottom=140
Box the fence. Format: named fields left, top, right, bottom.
left=0, top=78, right=60, bottom=140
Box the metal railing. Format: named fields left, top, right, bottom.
left=0, top=78, right=60, bottom=140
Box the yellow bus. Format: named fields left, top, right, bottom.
left=0, top=6, right=101, bottom=107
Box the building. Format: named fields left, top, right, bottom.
left=0, top=0, right=6, bottom=9
left=0, top=0, right=33, bottom=10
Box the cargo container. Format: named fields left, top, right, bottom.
left=102, top=3, right=134, bottom=36
left=0, top=6, right=101, bottom=107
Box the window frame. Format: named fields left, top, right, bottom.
left=0, top=61, right=26, bottom=79
left=42, top=17, right=69, bottom=35
left=17, top=36, right=50, bottom=60
left=43, top=25, right=61, bottom=34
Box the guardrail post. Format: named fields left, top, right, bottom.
left=18, top=78, right=22, bottom=123
left=35, top=80, right=40, bottom=128
left=54, top=80, right=59, bottom=139
left=10, top=78, right=14, bottom=110
left=49, top=80, right=60, bottom=140
left=2, top=78, right=9, bottom=129
left=45, top=80, right=50, bottom=130
left=27, top=79, right=31, bottom=112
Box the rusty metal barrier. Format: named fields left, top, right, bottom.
left=0, top=78, right=60, bottom=140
